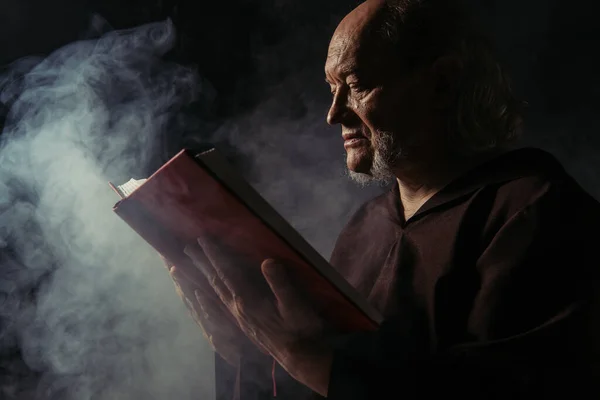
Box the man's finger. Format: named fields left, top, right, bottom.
left=169, top=267, right=186, bottom=296
left=264, top=260, right=327, bottom=339
left=195, top=290, right=213, bottom=321
left=170, top=267, right=200, bottom=313
left=172, top=265, right=224, bottom=314
left=194, top=238, right=243, bottom=297
left=193, top=290, right=239, bottom=338
left=186, top=243, right=235, bottom=305
left=184, top=244, right=217, bottom=280
left=183, top=243, right=212, bottom=271
left=195, top=237, right=267, bottom=295
left=160, top=255, right=174, bottom=271
left=194, top=286, right=229, bottom=318
left=170, top=266, right=183, bottom=281
left=194, top=236, right=241, bottom=282
left=261, top=259, right=319, bottom=331
left=169, top=256, right=218, bottom=298
left=192, top=289, right=268, bottom=359
left=209, top=272, right=235, bottom=308
left=261, top=260, right=299, bottom=305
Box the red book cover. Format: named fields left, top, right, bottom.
left=111, top=148, right=381, bottom=333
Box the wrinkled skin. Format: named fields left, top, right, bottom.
left=184, top=238, right=330, bottom=394
left=325, top=1, right=454, bottom=181
left=165, top=259, right=250, bottom=367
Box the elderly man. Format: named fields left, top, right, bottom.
left=169, top=0, right=600, bottom=398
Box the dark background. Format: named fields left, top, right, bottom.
left=0, top=0, right=599, bottom=398
left=3, top=0, right=598, bottom=142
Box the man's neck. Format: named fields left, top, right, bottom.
left=396, top=176, right=446, bottom=222
left=394, top=151, right=498, bottom=221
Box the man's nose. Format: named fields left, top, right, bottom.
left=327, top=91, right=349, bottom=126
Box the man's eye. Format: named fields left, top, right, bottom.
left=348, top=83, right=366, bottom=93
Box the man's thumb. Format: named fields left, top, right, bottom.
left=261, top=259, right=294, bottom=302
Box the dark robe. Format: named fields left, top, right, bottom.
left=222, top=147, right=600, bottom=399
left=327, top=147, right=600, bottom=399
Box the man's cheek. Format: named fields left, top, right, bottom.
left=364, top=111, right=394, bottom=136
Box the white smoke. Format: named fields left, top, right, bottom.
left=0, top=18, right=216, bottom=400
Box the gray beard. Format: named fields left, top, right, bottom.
left=347, top=130, right=400, bottom=187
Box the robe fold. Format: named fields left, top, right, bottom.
left=328, top=147, right=600, bottom=399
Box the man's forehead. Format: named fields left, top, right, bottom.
left=325, top=42, right=358, bottom=79
left=325, top=0, right=388, bottom=77
left=325, top=29, right=389, bottom=79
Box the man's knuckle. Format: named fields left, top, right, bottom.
left=233, top=296, right=245, bottom=314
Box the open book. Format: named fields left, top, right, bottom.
left=109, top=146, right=382, bottom=332
left=111, top=178, right=147, bottom=198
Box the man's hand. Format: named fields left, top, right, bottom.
left=161, top=256, right=267, bottom=367
left=185, top=238, right=334, bottom=397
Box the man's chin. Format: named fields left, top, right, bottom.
left=346, top=170, right=374, bottom=186
left=345, top=150, right=396, bottom=187
left=346, top=160, right=378, bottom=186
left=345, top=150, right=372, bottom=173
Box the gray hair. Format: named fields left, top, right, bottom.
left=375, top=0, right=525, bottom=156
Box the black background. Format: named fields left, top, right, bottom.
left=3, top=0, right=598, bottom=137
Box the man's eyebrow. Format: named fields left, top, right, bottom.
left=324, top=66, right=359, bottom=84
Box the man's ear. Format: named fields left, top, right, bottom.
left=428, top=55, right=463, bottom=109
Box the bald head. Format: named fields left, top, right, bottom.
left=325, top=0, right=524, bottom=184
left=331, top=0, right=386, bottom=43
left=326, top=0, right=391, bottom=74
left=329, top=0, right=478, bottom=73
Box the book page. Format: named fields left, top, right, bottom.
left=109, top=178, right=147, bottom=199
